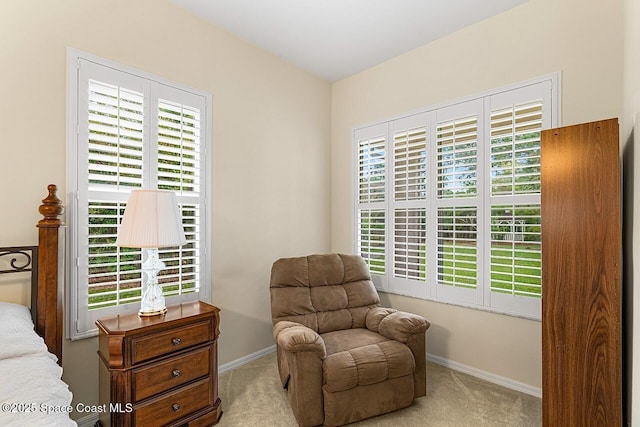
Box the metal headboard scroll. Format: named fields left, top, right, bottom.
left=0, top=246, right=38, bottom=294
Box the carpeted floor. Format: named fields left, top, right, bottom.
left=217, top=352, right=541, bottom=427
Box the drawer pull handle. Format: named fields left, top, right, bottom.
left=172, top=369, right=181, bottom=377
left=172, top=337, right=182, bottom=346
left=172, top=403, right=181, bottom=412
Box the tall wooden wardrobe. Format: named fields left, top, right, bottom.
left=541, top=118, right=622, bottom=426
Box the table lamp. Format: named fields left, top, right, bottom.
left=116, top=189, right=186, bottom=316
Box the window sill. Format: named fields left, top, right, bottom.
left=375, top=287, right=542, bottom=322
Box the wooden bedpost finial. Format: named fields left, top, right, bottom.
left=38, top=184, right=64, bottom=227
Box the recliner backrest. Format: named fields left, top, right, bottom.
left=270, top=254, right=380, bottom=333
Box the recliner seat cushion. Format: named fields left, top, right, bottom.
left=321, top=328, right=390, bottom=356
left=323, top=340, right=415, bottom=393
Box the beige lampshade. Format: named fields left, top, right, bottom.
left=116, top=189, right=187, bottom=248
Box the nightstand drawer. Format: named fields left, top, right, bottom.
left=134, top=378, right=211, bottom=426
left=132, top=320, right=211, bottom=364
left=133, top=346, right=211, bottom=402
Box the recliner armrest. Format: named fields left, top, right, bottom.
left=273, top=321, right=326, bottom=358
left=365, top=307, right=430, bottom=343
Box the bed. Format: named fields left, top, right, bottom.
left=0, top=185, right=75, bottom=426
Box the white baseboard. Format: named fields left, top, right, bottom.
left=427, top=353, right=542, bottom=398
left=216, top=346, right=541, bottom=398
left=75, top=412, right=99, bottom=427
left=219, top=344, right=277, bottom=375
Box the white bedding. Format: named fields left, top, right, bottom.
left=0, top=302, right=76, bottom=426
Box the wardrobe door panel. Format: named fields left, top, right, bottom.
left=541, top=118, right=621, bottom=427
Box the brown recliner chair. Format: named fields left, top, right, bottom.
left=270, top=253, right=430, bottom=426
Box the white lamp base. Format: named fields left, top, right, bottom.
left=139, top=307, right=168, bottom=317
left=138, top=248, right=167, bottom=317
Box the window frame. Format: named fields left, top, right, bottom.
left=352, top=73, right=560, bottom=321
left=66, top=48, right=213, bottom=339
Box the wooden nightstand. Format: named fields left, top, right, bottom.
left=96, top=301, right=222, bottom=426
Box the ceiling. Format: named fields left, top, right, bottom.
left=170, top=0, right=528, bottom=82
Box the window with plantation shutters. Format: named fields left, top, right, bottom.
left=68, top=50, right=211, bottom=338
left=353, top=75, right=557, bottom=319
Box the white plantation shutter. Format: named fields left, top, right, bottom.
left=353, top=75, right=556, bottom=319
left=154, top=87, right=206, bottom=302
left=357, top=209, right=386, bottom=275
left=434, top=100, right=482, bottom=304
left=358, top=136, right=386, bottom=203
left=490, top=204, right=542, bottom=297
left=436, top=115, right=478, bottom=199
left=393, top=125, right=427, bottom=201
left=157, top=100, right=201, bottom=194
left=486, top=81, right=551, bottom=317
left=490, top=101, right=543, bottom=195
left=70, top=54, right=210, bottom=337
left=155, top=200, right=202, bottom=295
left=77, top=62, right=149, bottom=331
left=393, top=208, right=426, bottom=280
left=356, top=124, right=387, bottom=277
left=388, top=114, right=429, bottom=295
left=159, top=204, right=200, bottom=296
left=87, top=80, right=144, bottom=189
left=87, top=201, right=142, bottom=309
left=436, top=206, right=478, bottom=288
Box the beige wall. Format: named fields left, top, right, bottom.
left=331, top=0, right=623, bottom=390
left=623, top=0, right=640, bottom=424
left=0, top=0, right=331, bottom=418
